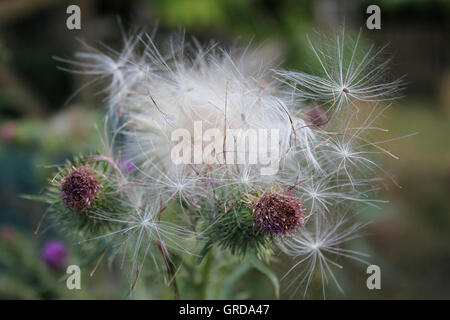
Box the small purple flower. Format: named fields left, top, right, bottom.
left=41, top=241, right=68, bottom=270
left=120, top=156, right=136, bottom=175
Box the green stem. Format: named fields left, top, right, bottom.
left=198, top=248, right=214, bottom=299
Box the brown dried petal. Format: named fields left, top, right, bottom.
left=252, top=189, right=304, bottom=237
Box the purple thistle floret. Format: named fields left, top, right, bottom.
left=120, top=157, right=136, bottom=175
left=41, top=241, right=68, bottom=270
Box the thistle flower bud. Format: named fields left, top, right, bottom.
left=41, top=241, right=68, bottom=270
left=252, top=190, right=304, bottom=237
left=0, top=226, right=16, bottom=243
left=61, top=167, right=102, bottom=212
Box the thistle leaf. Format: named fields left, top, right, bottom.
left=218, top=263, right=251, bottom=299
left=248, top=254, right=280, bottom=299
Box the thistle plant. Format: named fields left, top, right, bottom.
left=35, top=29, right=404, bottom=298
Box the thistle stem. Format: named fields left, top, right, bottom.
left=198, top=249, right=214, bottom=299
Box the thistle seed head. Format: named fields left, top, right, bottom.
left=252, top=189, right=305, bottom=237
left=61, top=167, right=102, bottom=212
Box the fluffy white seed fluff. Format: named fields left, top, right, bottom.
left=58, top=29, right=403, bottom=296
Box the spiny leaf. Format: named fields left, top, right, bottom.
left=21, top=194, right=51, bottom=203
left=79, top=237, right=115, bottom=268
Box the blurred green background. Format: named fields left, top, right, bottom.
left=0, top=0, right=449, bottom=299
